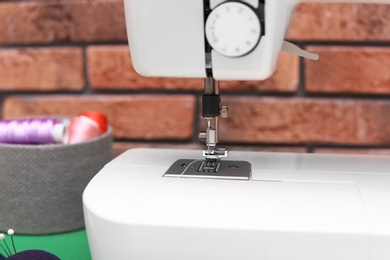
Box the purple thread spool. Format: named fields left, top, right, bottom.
left=0, top=118, right=65, bottom=145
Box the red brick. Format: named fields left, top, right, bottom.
left=0, top=1, right=126, bottom=44
left=87, top=46, right=298, bottom=92
left=305, top=46, right=390, bottom=94
left=3, top=95, right=195, bottom=140
left=62, top=0, right=119, bottom=2
left=13, top=0, right=57, bottom=2
left=287, top=3, right=390, bottom=41
left=314, top=148, right=390, bottom=155
left=356, top=102, right=390, bottom=144
left=0, top=47, right=84, bottom=91
left=218, top=97, right=390, bottom=145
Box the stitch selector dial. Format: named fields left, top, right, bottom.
left=205, top=2, right=261, bottom=58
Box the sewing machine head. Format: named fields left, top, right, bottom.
left=124, top=0, right=388, bottom=171
left=125, top=0, right=316, bottom=81
left=125, top=0, right=387, bottom=81
left=126, top=0, right=291, bottom=161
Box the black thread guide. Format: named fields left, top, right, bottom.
left=164, top=159, right=251, bottom=180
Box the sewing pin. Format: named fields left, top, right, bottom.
left=0, top=239, right=10, bottom=257
left=0, top=233, right=11, bottom=258
left=7, top=229, right=17, bottom=255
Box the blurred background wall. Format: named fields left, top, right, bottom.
left=0, top=0, right=389, bottom=157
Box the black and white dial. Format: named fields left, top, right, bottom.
left=205, top=2, right=261, bottom=58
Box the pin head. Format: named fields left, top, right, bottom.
left=0, top=234, right=5, bottom=240
left=6, top=230, right=14, bottom=236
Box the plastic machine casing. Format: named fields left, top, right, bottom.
left=84, top=149, right=390, bottom=259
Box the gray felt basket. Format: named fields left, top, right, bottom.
left=0, top=127, right=113, bottom=234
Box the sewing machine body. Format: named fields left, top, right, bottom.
left=84, top=148, right=390, bottom=260
left=84, top=0, right=390, bottom=258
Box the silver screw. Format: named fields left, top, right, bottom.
left=220, top=106, right=228, bottom=118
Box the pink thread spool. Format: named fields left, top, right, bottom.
left=81, top=111, right=108, bottom=134
left=68, top=116, right=100, bottom=144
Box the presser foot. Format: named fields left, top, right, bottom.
left=203, top=147, right=228, bottom=160
left=163, top=158, right=251, bottom=180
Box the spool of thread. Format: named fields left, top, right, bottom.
left=0, top=118, right=66, bottom=145
left=67, top=116, right=100, bottom=144
left=81, top=111, right=108, bottom=134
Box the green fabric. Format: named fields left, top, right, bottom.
left=9, top=229, right=91, bottom=260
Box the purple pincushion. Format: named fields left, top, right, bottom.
left=5, top=250, right=60, bottom=260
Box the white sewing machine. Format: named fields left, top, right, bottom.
left=83, top=0, right=390, bottom=259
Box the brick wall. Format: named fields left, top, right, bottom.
left=0, top=0, right=389, bottom=156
